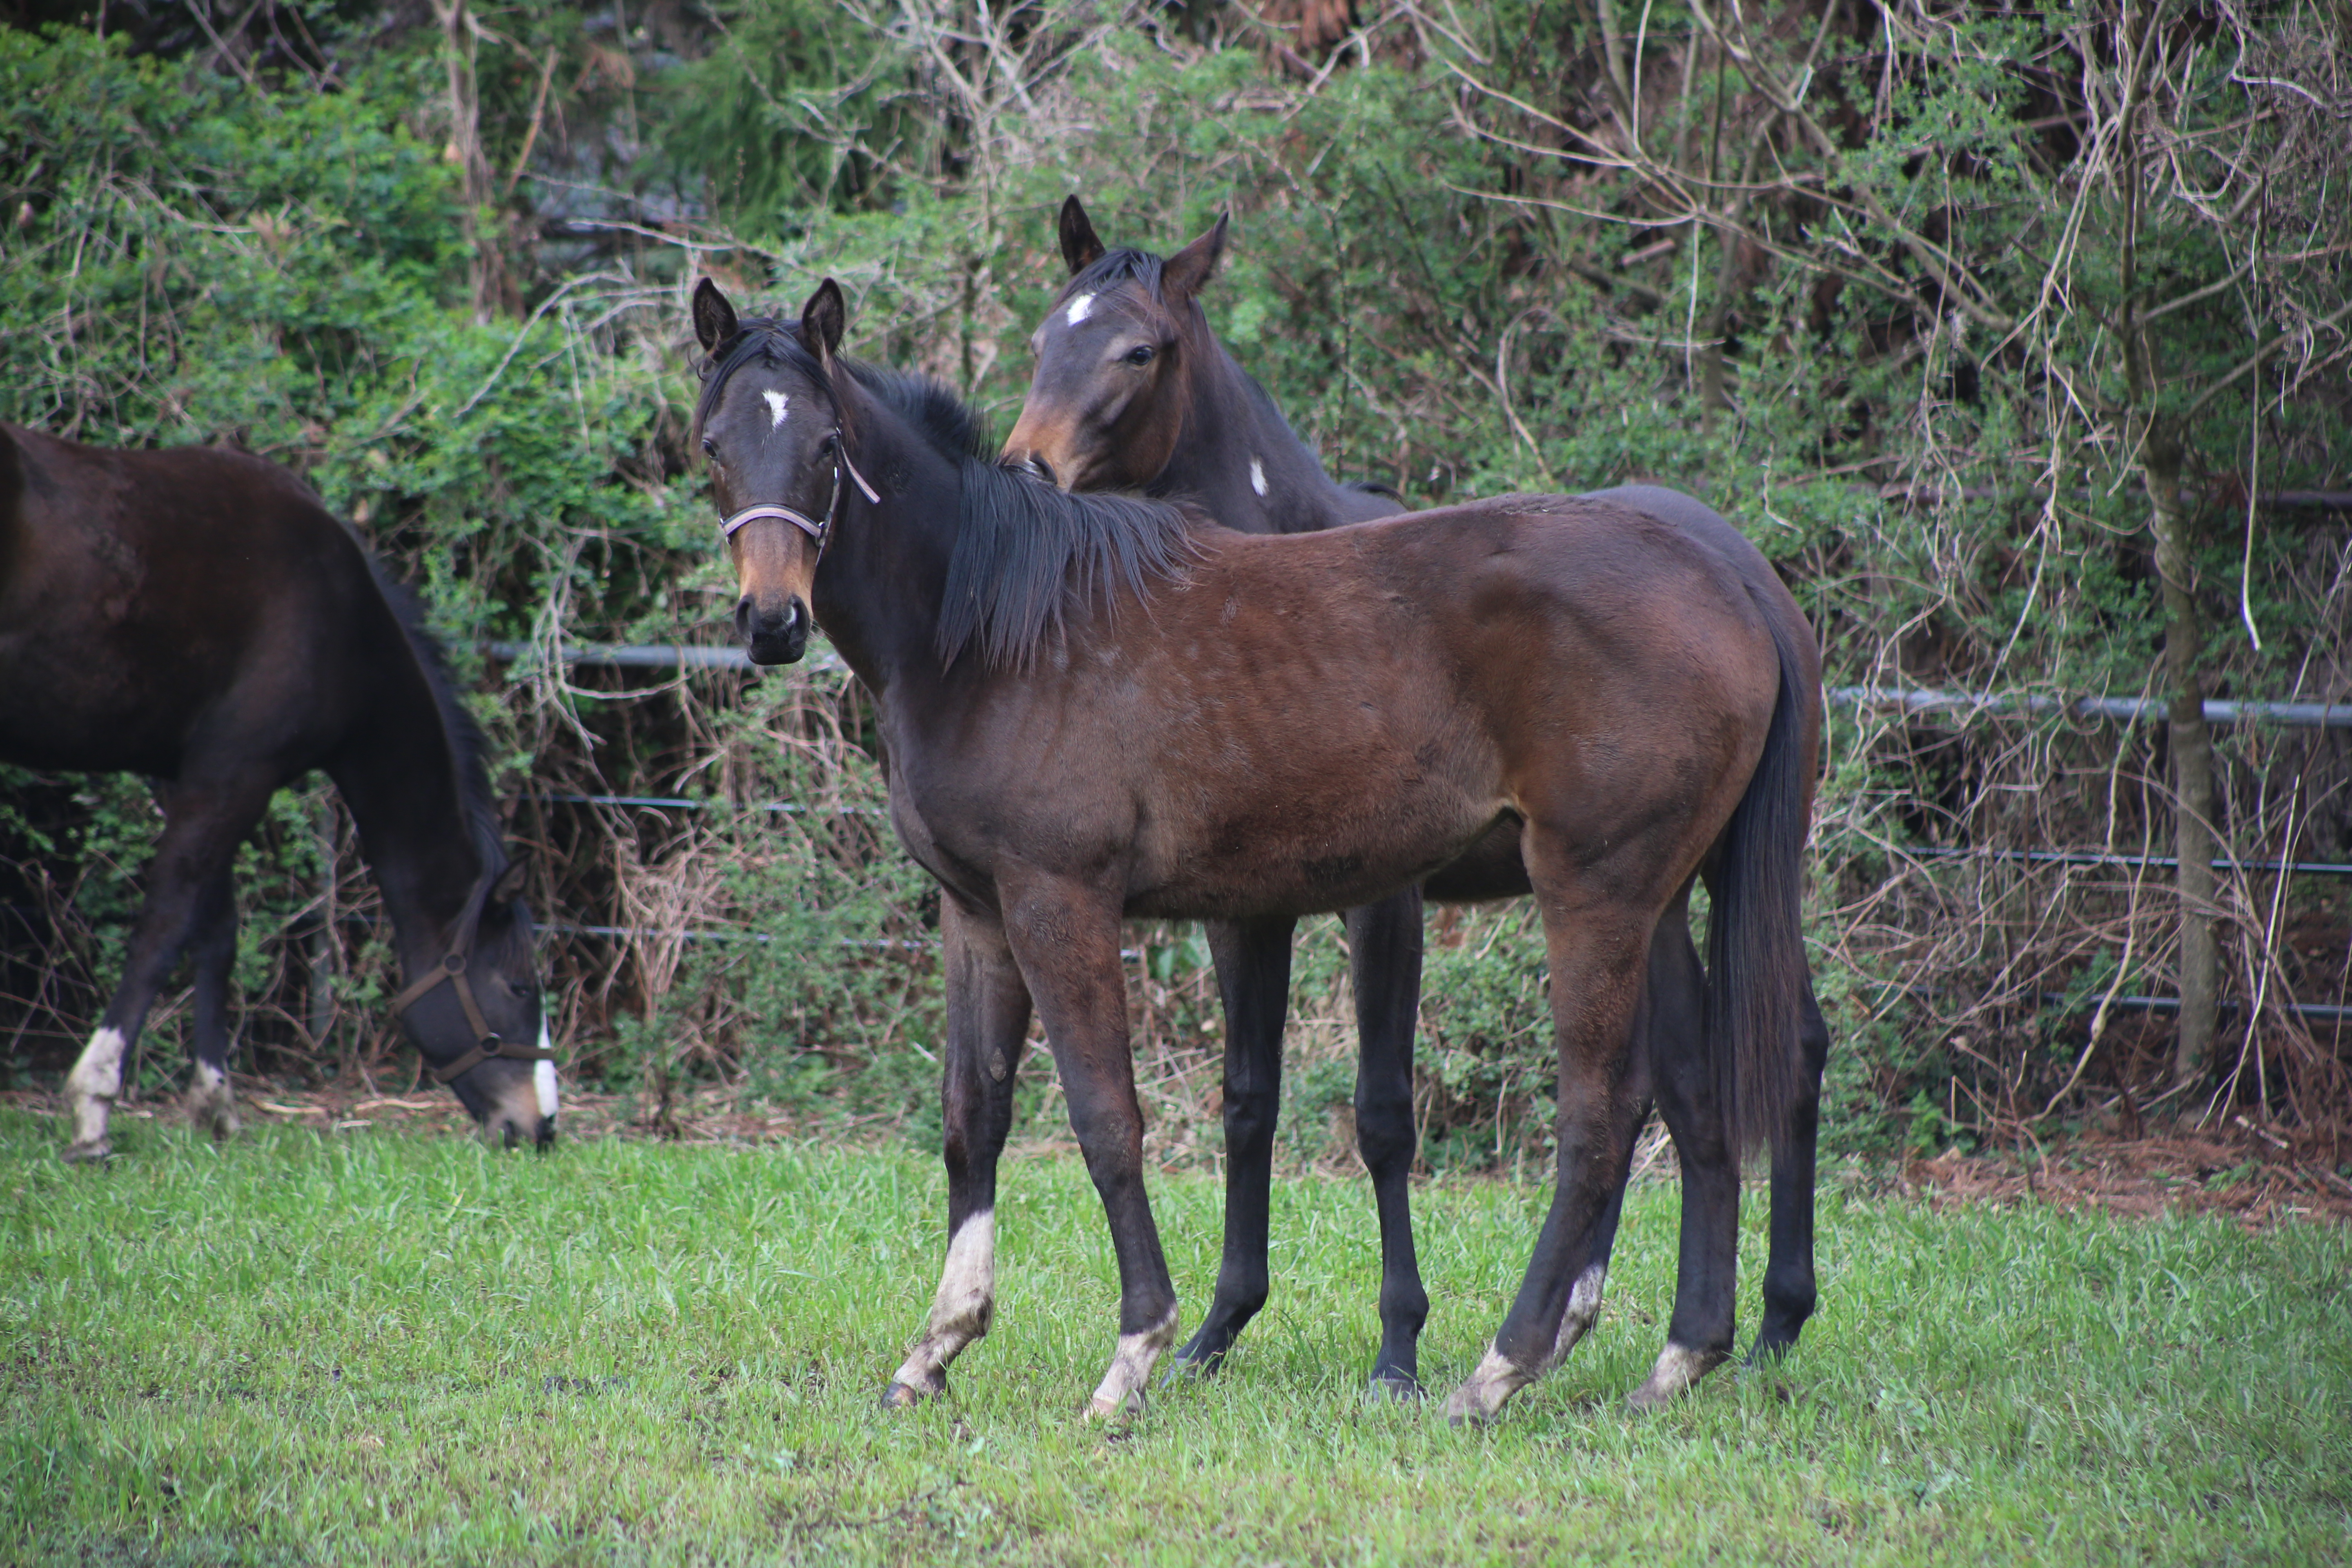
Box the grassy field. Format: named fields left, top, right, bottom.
left=2, top=1108, right=2346, bottom=1566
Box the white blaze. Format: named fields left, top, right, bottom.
left=762, top=390, right=791, bottom=427
left=1249, top=457, right=1267, bottom=497
left=1065, top=293, right=1096, bottom=326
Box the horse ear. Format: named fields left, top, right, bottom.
left=1160, top=212, right=1229, bottom=302
left=801, top=278, right=846, bottom=361
left=490, top=858, right=530, bottom=905
left=692, top=278, right=738, bottom=353
left=1059, top=195, right=1105, bottom=275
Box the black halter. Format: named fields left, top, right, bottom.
left=717, top=434, right=880, bottom=555
left=390, top=873, right=556, bottom=1085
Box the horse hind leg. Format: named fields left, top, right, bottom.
left=1348, top=888, right=1430, bottom=1397
left=1750, top=980, right=1829, bottom=1363
left=1164, top=916, right=1293, bottom=1383
left=886, top=898, right=1032, bottom=1407
left=180, top=868, right=243, bottom=1141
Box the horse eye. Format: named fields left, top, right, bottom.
left=1124, top=345, right=1156, bottom=366
left=701, top=437, right=717, bottom=457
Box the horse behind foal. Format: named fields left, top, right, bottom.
left=693, top=278, right=1813, bottom=1422
left=0, top=424, right=558, bottom=1160
left=1002, top=198, right=1434, bottom=1394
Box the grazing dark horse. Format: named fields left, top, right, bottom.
left=0, top=423, right=559, bottom=1161
left=1002, top=198, right=1835, bottom=1403
left=692, top=277, right=1814, bottom=1421
left=1003, top=201, right=1433, bottom=1394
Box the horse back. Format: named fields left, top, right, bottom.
left=0, top=425, right=392, bottom=777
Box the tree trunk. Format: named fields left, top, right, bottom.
left=2145, top=420, right=2220, bottom=1091
left=434, top=0, right=507, bottom=324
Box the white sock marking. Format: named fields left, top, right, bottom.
left=762, top=390, right=790, bottom=427
left=1629, top=1341, right=1725, bottom=1409
left=1087, top=1306, right=1179, bottom=1418
left=1547, top=1260, right=1608, bottom=1368
left=1249, top=457, right=1267, bottom=497
left=65, top=1027, right=127, bottom=1149
left=891, top=1209, right=997, bottom=1392
left=1064, top=292, right=1096, bottom=326
left=533, top=1044, right=559, bottom=1121
left=1443, top=1341, right=1535, bottom=1423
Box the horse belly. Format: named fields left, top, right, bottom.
left=1129, top=766, right=1496, bottom=920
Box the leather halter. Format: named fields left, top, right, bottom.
left=390, top=873, right=556, bottom=1085
left=717, top=437, right=880, bottom=553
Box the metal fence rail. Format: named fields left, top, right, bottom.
left=481, top=641, right=2352, bottom=1030
left=488, top=642, right=2352, bottom=728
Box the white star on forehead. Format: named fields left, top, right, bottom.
left=1065, top=293, right=1096, bottom=326
left=763, top=390, right=790, bottom=427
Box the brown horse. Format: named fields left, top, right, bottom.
left=1002, top=198, right=1834, bottom=1399
left=693, top=278, right=1815, bottom=1421
left=0, top=423, right=558, bottom=1160
left=1003, top=201, right=1433, bottom=1394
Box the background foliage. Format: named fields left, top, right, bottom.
left=1, top=0, right=2347, bottom=1167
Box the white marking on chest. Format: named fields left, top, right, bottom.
left=1065, top=292, right=1096, bottom=326
left=762, top=390, right=791, bottom=428
left=1249, top=457, right=1267, bottom=497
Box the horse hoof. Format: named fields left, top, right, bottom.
left=1443, top=1345, right=1530, bottom=1426
left=1365, top=1371, right=1423, bottom=1403
left=1627, top=1343, right=1725, bottom=1411
left=881, top=1376, right=944, bottom=1410
left=1157, top=1351, right=1217, bottom=1390
left=60, top=1140, right=113, bottom=1165
left=1085, top=1389, right=1144, bottom=1422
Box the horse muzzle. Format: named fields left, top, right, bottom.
left=736, top=593, right=811, bottom=665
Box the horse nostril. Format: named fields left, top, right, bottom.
left=734, top=596, right=755, bottom=638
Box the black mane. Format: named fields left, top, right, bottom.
left=362, top=555, right=508, bottom=881
left=698, top=314, right=1199, bottom=673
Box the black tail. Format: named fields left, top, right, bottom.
left=1705, top=604, right=1815, bottom=1155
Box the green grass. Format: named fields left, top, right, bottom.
left=2, top=1109, right=2346, bottom=1566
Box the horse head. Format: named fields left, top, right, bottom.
left=1001, top=197, right=1226, bottom=492
left=692, top=276, right=857, bottom=666
left=394, top=856, right=557, bottom=1147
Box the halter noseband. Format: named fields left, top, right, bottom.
left=390, top=873, right=557, bottom=1086
left=717, top=437, right=880, bottom=554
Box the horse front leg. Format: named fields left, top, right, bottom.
left=1346, top=886, right=1429, bottom=1396
left=1444, top=898, right=1652, bottom=1423
left=1166, top=915, right=1293, bottom=1380
left=886, top=895, right=1033, bottom=1407
left=63, top=777, right=271, bottom=1163
left=180, top=868, right=243, bottom=1141
left=1001, top=878, right=1178, bottom=1418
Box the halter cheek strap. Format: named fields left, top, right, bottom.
left=717, top=441, right=880, bottom=553
left=390, top=875, right=558, bottom=1086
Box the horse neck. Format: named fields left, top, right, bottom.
left=1158, top=321, right=1352, bottom=536
left=814, top=388, right=963, bottom=696
left=322, top=644, right=493, bottom=969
